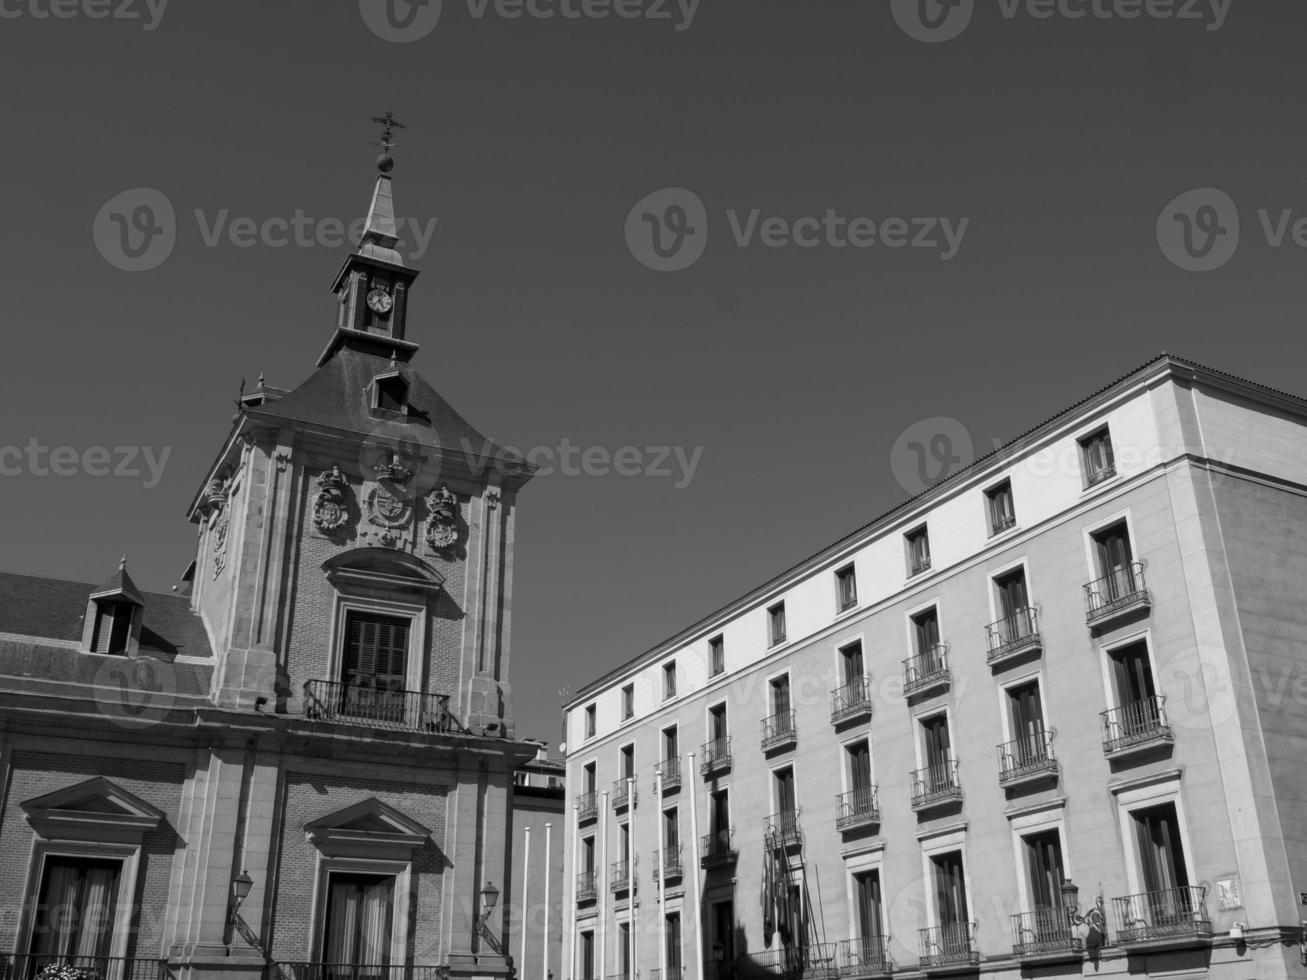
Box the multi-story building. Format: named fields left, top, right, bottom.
left=560, top=354, right=1307, bottom=980
left=0, top=148, right=549, bottom=980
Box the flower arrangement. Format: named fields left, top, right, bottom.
left=35, top=963, right=105, bottom=980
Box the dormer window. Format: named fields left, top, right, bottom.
left=370, top=372, right=409, bottom=415
left=81, top=558, right=145, bottom=656
left=90, top=601, right=133, bottom=655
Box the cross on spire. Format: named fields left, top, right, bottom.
left=371, top=112, right=407, bottom=155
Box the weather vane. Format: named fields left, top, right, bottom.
left=371, top=111, right=407, bottom=155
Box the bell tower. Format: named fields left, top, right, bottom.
left=320, top=112, right=421, bottom=366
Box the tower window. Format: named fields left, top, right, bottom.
left=90, top=601, right=133, bottom=655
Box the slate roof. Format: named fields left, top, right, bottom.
left=0, top=571, right=214, bottom=658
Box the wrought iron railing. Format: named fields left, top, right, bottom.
left=657, top=756, right=682, bottom=792
left=835, top=937, right=892, bottom=976
left=997, top=731, right=1058, bottom=783
left=985, top=608, right=1041, bottom=661
left=0, top=957, right=172, bottom=980
left=1083, top=562, right=1148, bottom=623
left=267, top=966, right=444, bottom=980
left=910, top=760, right=962, bottom=808
left=736, top=944, right=838, bottom=980
left=576, top=869, right=598, bottom=902
left=835, top=785, right=880, bottom=830
left=700, top=736, right=732, bottom=775
left=701, top=828, right=736, bottom=865
left=577, top=790, right=598, bottom=822
left=303, top=679, right=457, bottom=733
left=762, top=710, right=798, bottom=750
left=918, top=923, right=978, bottom=968
left=610, top=859, right=634, bottom=893
left=654, top=843, right=683, bottom=880
left=1100, top=696, right=1171, bottom=754
left=831, top=677, right=873, bottom=724
left=1011, top=908, right=1080, bottom=956
left=765, top=808, right=802, bottom=845
left=1112, top=886, right=1210, bottom=943
left=612, top=778, right=637, bottom=810
left=902, top=646, right=949, bottom=696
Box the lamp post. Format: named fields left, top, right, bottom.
left=229, top=870, right=254, bottom=923
left=1060, top=879, right=1106, bottom=942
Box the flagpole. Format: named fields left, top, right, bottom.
left=687, top=751, right=704, bottom=980
left=544, top=822, right=553, bottom=980
left=629, top=776, right=638, bottom=980
left=521, top=826, right=532, bottom=974
left=656, top=769, right=667, bottom=980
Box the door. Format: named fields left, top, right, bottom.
left=322, top=873, right=394, bottom=976
left=341, top=612, right=409, bottom=721
left=854, top=870, right=884, bottom=948
left=923, top=715, right=952, bottom=787
left=30, top=858, right=121, bottom=965
left=1109, top=642, right=1158, bottom=737
left=579, top=933, right=595, bottom=980
left=931, top=852, right=970, bottom=955
left=842, top=642, right=865, bottom=685
left=1007, top=682, right=1046, bottom=765
left=914, top=610, right=940, bottom=657
left=1023, top=831, right=1067, bottom=941
left=775, top=767, right=797, bottom=833
left=1094, top=524, right=1135, bottom=598
left=1132, top=803, right=1191, bottom=925
left=666, top=913, right=683, bottom=977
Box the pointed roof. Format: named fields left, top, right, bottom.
left=357, top=173, right=403, bottom=266
left=89, top=556, right=145, bottom=606
left=22, top=776, right=166, bottom=841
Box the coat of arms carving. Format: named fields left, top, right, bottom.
left=425, top=484, right=460, bottom=551
left=363, top=453, right=414, bottom=548
left=312, top=464, right=352, bottom=533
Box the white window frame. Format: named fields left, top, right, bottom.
left=708, top=634, right=726, bottom=677
left=905, top=524, right=932, bottom=577
left=765, top=667, right=793, bottom=719
left=584, top=703, right=597, bottom=740
left=1081, top=508, right=1140, bottom=581
left=986, top=556, right=1034, bottom=627
left=919, top=829, right=973, bottom=931
left=18, top=842, right=141, bottom=969
left=706, top=699, right=728, bottom=742
left=911, top=707, right=955, bottom=773
left=905, top=599, right=943, bottom=659
left=834, top=632, right=868, bottom=684
left=983, top=478, right=1018, bottom=537
left=1076, top=423, right=1118, bottom=490
left=834, top=562, right=860, bottom=615
left=1097, top=628, right=1159, bottom=713
left=843, top=852, right=888, bottom=942
left=767, top=601, right=788, bottom=648
left=839, top=733, right=875, bottom=796
left=309, top=856, right=412, bottom=967
left=329, top=595, right=427, bottom=697
left=768, top=760, right=798, bottom=815
left=1112, top=775, right=1197, bottom=896
left=1008, top=808, right=1071, bottom=913
left=621, top=682, right=635, bottom=721
left=995, top=667, right=1049, bottom=745
left=662, top=660, right=677, bottom=701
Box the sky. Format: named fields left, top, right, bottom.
left=1, top=0, right=1305, bottom=749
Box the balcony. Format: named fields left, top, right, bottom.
left=831, top=677, right=873, bottom=725
left=902, top=646, right=950, bottom=698
left=835, top=937, right=892, bottom=977
left=910, top=760, right=962, bottom=811
left=1083, top=562, right=1150, bottom=629
left=1112, top=886, right=1211, bottom=945
left=835, top=786, right=881, bottom=832
left=761, top=710, right=798, bottom=752
left=736, top=945, right=838, bottom=980
left=612, top=778, right=637, bottom=811
left=700, top=736, right=732, bottom=776
left=997, top=731, right=1059, bottom=787
left=576, top=869, right=597, bottom=903
left=303, top=679, right=457, bottom=734
left=918, top=924, right=978, bottom=970
left=1100, top=696, right=1173, bottom=758
left=0, top=957, right=172, bottom=980
left=766, top=808, right=803, bottom=847
left=1010, top=909, right=1081, bottom=959
left=654, top=844, right=683, bottom=881
left=656, top=756, right=682, bottom=793
left=701, top=828, right=737, bottom=868
left=610, top=858, right=635, bottom=894
left=268, top=966, right=446, bottom=980
left=984, top=608, right=1042, bottom=666
left=577, top=790, right=598, bottom=823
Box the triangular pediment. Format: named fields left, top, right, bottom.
left=22, top=776, right=165, bottom=842
left=305, top=797, right=431, bottom=857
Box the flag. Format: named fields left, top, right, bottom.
left=762, top=841, right=776, bottom=946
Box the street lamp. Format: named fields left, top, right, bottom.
left=229, top=870, right=254, bottom=923
left=479, top=881, right=506, bottom=957
left=1060, top=879, right=1106, bottom=936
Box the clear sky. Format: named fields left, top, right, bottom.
left=1, top=0, right=1304, bottom=749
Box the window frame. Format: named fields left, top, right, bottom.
left=583, top=704, right=596, bottom=739
left=905, top=524, right=932, bottom=577
left=767, top=601, right=788, bottom=647
left=1111, top=775, right=1197, bottom=897
left=18, top=844, right=139, bottom=968
left=1077, top=425, right=1117, bottom=489
left=621, top=683, right=635, bottom=721
left=1097, top=629, right=1159, bottom=713
left=835, top=563, right=859, bottom=613
left=1007, top=805, right=1071, bottom=914
left=918, top=829, right=973, bottom=932
left=708, top=634, right=725, bottom=677
left=984, top=479, right=1017, bottom=536
left=328, top=595, right=426, bottom=700
left=662, top=660, right=677, bottom=701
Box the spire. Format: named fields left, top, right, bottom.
left=91, top=555, right=145, bottom=606
left=357, top=167, right=404, bottom=267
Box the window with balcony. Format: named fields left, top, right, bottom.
left=986, top=480, right=1016, bottom=535
left=29, top=857, right=121, bottom=964
left=621, top=744, right=635, bottom=781
left=922, top=851, right=975, bottom=966
left=1103, top=640, right=1170, bottom=755
left=578, top=931, right=595, bottom=980
left=988, top=568, right=1040, bottom=663
left=1011, top=831, right=1072, bottom=955
left=768, top=602, right=788, bottom=646
left=321, top=873, right=395, bottom=970
left=659, top=807, right=681, bottom=879
left=711, top=901, right=736, bottom=961
left=906, top=526, right=932, bottom=576
left=1086, top=522, right=1148, bottom=625
left=913, top=714, right=961, bottom=808
left=838, top=739, right=878, bottom=830
left=665, top=913, right=683, bottom=977
left=338, top=611, right=410, bottom=722
left=703, top=703, right=731, bottom=775
left=618, top=923, right=632, bottom=975
left=662, top=661, right=677, bottom=700
left=584, top=704, right=596, bottom=739
left=913, top=607, right=941, bottom=656
left=905, top=607, right=947, bottom=694
left=833, top=640, right=871, bottom=723
left=1079, top=427, right=1116, bottom=487
left=999, top=680, right=1056, bottom=784
left=660, top=725, right=680, bottom=789
left=763, top=675, right=796, bottom=750
left=621, top=683, right=634, bottom=721
left=836, top=564, right=858, bottom=611
left=770, top=766, right=799, bottom=843
left=1115, top=802, right=1208, bottom=942
left=709, top=635, right=725, bottom=676
left=854, top=869, right=884, bottom=944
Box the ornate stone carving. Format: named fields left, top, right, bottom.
left=425, top=484, right=460, bottom=552
left=212, top=509, right=230, bottom=578
left=485, top=487, right=502, bottom=511
left=363, top=453, right=414, bottom=549
left=313, top=464, right=352, bottom=533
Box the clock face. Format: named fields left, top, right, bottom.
left=367, top=288, right=394, bottom=315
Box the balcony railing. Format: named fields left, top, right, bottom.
left=654, top=844, right=683, bottom=880
left=997, top=731, right=1058, bottom=785
left=1112, top=886, right=1211, bottom=944
left=303, top=679, right=456, bottom=734
left=1011, top=908, right=1081, bottom=957
left=836, top=785, right=880, bottom=831
left=577, top=790, right=598, bottom=822
left=835, top=937, right=892, bottom=977
left=1083, top=562, right=1149, bottom=626
left=576, top=869, right=598, bottom=902
left=701, top=828, right=737, bottom=867
left=656, top=756, right=682, bottom=792
left=1100, top=696, right=1172, bottom=756
left=700, top=736, right=732, bottom=775
left=610, top=859, right=634, bottom=894
left=831, top=677, right=873, bottom=724
left=612, top=778, right=637, bottom=810
left=0, top=957, right=172, bottom=980
left=765, top=808, right=802, bottom=846
left=762, top=710, right=798, bottom=751
left=902, top=646, right=949, bottom=697
left=985, top=608, right=1041, bottom=663
left=268, top=966, right=445, bottom=980
left=910, top=760, right=962, bottom=810
left=736, top=945, right=838, bottom=980
left=918, top=923, right=979, bottom=969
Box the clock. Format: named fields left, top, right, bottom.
left=366, top=288, right=394, bottom=315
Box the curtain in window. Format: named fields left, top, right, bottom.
left=771, top=679, right=791, bottom=717
left=843, top=644, right=864, bottom=684
left=324, top=875, right=393, bottom=976
left=31, top=859, right=120, bottom=964
left=849, top=743, right=872, bottom=792
left=856, top=872, right=882, bottom=940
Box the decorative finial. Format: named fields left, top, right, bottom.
left=389, top=350, right=398, bottom=369
left=119, top=554, right=127, bottom=570
left=371, top=111, right=407, bottom=173
left=257, top=372, right=265, bottom=389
